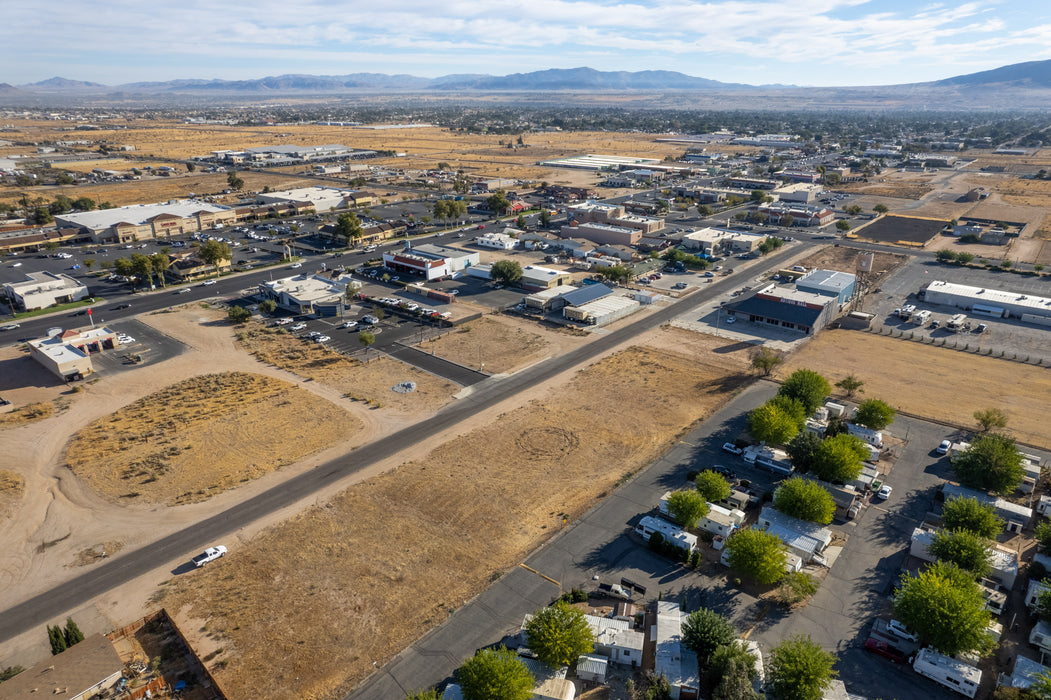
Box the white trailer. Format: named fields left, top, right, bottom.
left=912, top=647, right=981, bottom=698
left=946, top=313, right=968, bottom=331
left=911, top=309, right=931, bottom=325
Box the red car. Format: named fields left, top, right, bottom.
left=864, top=637, right=907, bottom=663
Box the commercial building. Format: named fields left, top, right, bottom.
left=564, top=294, right=640, bottom=326
left=757, top=202, right=835, bottom=227
left=795, top=269, right=857, bottom=306
left=680, top=227, right=765, bottom=256
left=258, top=272, right=361, bottom=316
left=474, top=232, right=518, bottom=250
left=29, top=327, right=118, bottom=380
left=540, top=154, right=662, bottom=170
left=778, top=169, right=822, bottom=183
left=520, top=265, right=573, bottom=292
left=381, top=243, right=480, bottom=281
left=166, top=251, right=231, bottom=282
left=523, top=284, right=580, bottom=312
left=211, top=144, right=375, bottom=165
left=55, top=200, right=237, bottom=243
left=726, top=176, right=779, bottom=190
left=775, top=183, right=824, bottom=203
left=567, top=201, right=663, bottom=234
left=560, top=222, right=641, bottom=247
left=3, top=271, right=90, bottom=311
left=921, top=280, right=1051, bottom=323
left=255, top=186, right=360, bottom=213
left=654, top=601, right=701, bottom=700
left=724, top=285, right=838, bottom=335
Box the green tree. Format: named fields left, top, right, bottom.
left=490, top=259, right=523, bottom=286
left=780, top=214, right=795, bottom=228
left=845, top=204, right=863, bottom=215
left=749, top=346, right=783, bottom=376
left=811, top=434, right=867, bottom=482
left=595, top=265, right=632, bottom=284
left=778, top=571, right=819, bottom=606
left=55, top=172, right=75, bottom=185
left=778, top=369, right=831, bottom=414
left=835, top=220, right=851, bottom=232
left=726, top=529, right=787, bottom=585
left=697, top=204, right=713, bottom=216
left=708, top=642, right=759, bottom=700
left=974, top=407, right=1009, bottom=432
left=150, top=252, right=169, bottom=288
left=186, top=162, right=196, bottom=172
left=786, top=431, right=823, bottom=473
left=834, top=374, right=864, bottom=398
left=767, top=635, right=838, bottom=700
left=774, top=478, right=835, bottom=525
left=748, top=402, right=799, bottom=445
left=72, top=196, right=96, bottom=211
left=695, top=470, right=732, bottom=503
left=680, top=607, right=736, bottom=661
left=457, top=647, right=534, bottom=700
left=259, top=299, right=278, bottom=314
left=334, top=211, right=364, bottom=243
left=113, top=256, right=135, bottom=279
left=405, top=690, right=443, bottom=700
left=1031, top=669, right=1051, bottom=700
left=63, top=618, right=84, bottom=647
left=486, top=190, right=511, bottom=215
left=1036, top=522, right=1051, bottom=551
left=0, top=666, right=26, bottom=683
left=198, top=239, right=231, bottom=278
left=358, top=330, right=376, bottom=356
left=768, top=395, right=807, bottom=430
left=1034, top=589, right=1051, bottom=624
left=929, top=529, right=992, bottom=579
left=853, top=398, right=896, bottom=430
left=894, top=561, right=993, bottom=656
left=515, top=213, right=528, bottom=230
left=666, top=490, right=710, bottom=528
left=873, top=203, right=889, bottom=214
left=48, top=625, right=67, bottom=655
left=227, top=171, right=245, bottom=190
left=228, top=306, right=251, bottom=323
left=539, top=209, right=551, bottom=228
left=130, top=252, right=155, bottom=288
left=524, top=601, right=595, bottom=667
left=433, top=199, right=451, bottom=226
left=750, top=189, right=766, bottom=203
left=952, top=433, right=1024, bottom=495
left=941, top=497, right=1003, bottom=539
left=33, top=206, right=54, bottom=224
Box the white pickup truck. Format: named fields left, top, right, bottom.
left=192, top=545, right=227, bottom=567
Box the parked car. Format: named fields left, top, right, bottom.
left=725, top=316, right=736, bottom=324
left=274, top=318, right=294, bottom=325
left=341, top=321, right=358, bottom=329
left=877, top=484, right=893, bottom=500
left=975, top=323, right=987, bottom=333
left=192, top=545, right=227, bottom=567
left=290, top=263, right=302, bottom=269
left=290, top=323, right=307, bottom=331
left=722, top=442, right=743, bottom=456
left=936, top=439, right=951, bottom=455
left=864, top=637, right=908, bottom=663
left=886, top=619, right=918, bottom=643
left=597, top=583, right=633, bottom=601
left=314, top=335, right=331, bottom=343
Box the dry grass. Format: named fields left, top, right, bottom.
left=795, top=246, right=909, bottom=281
left=165, top=345, right=753, bottom=700
left=840, top=182, right=935, bottom=199
left=420, top=315, right=551, bottom=374
left=71, top=540, right=125, bottom=567
left=777, top=329, right=1051, bottom=448
left=237, top=324, right=457, bottom=413
left=0, top=401, right=55, bottom=427
left=0, top=470, right=25, bottom=522
left=65, top=372, right=359, bottom=506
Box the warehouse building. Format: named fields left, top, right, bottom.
left=560, top=222, right=641, bottom=247
left=520, top=265, right=573, bottom=292
left=921, top=280, right=1051, bottom=323
left=564, top=294, right=640, bottom=326
left=55, top=200, right=237, bottom=243
left=381, top=243, right=479, bottom=281
left=3, top=271, right=90, bottom=311
left=796, top=269, right=857, bottom=306
left=724, top=285, right=838, bottom=335
left=523, top=284, right=580, bottom=311
left=256, top=186, right=358, bottom=213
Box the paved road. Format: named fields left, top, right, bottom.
left=385, top=343, right=488, bottom=386
left=0, top=245, right=802, bottom=643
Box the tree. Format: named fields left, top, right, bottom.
left=680, top=607, right=736, bottom=661
left=490, top=259, right=523, bottom=286
left=844, top=204, right=863, bottom=215
left=952, top=433, right=1024, bottom=495
left=595, top=265, right=632, bottom=284
left=708, top=642, right=759, bottom=700
left=941, top=496, right=1003, bottom=539
left=695, top=470, right=732, bottom=503
left=457, top=647, right=534, bottom=700
left=227, top=171, right=245, bottom=190
left=130, top=252, right=155, bottom=288
left=358, top=330, right=376, bottom=355
left=524, top=601, right=595, bottom=667
left=768, top=395, right=807, bottom=430
left=893, top=561, right=993, bottom=656
left=228, top=306, right=252, bottom=323
left=778, top=571, right=819, bottom=606
left=750, top=189, right=766, bottom=203
left=0, top=666, right=26, bottom=683
left=974, top=408, right=1009, bottom=432
left=405, top=690, right=443, bottom=700
left=834, top=374, right=864, bottom=398
left=666, top=490, right=710, bottom=528
left=778, top=369, right=830, bottom=414
left=853, top=398, right=896, bottom=430
left=725, top=529, right=787, bottom=585
left=83, top=258, right=96, bottom=270
left=55, top=172, right=75, bottom=185
left=873, top=203, right=889, bottom=214
left=786, top=431, right=822, bottom=473
left=748, top=402, right=799, bottom=445
left=515, top=213, right=528, bottom=230
left=811, top=433, right=867, bottom=482
left=539, top=209, right=551, bottom=228
left=32, top=206, right=54, bottom=224
left=437, top=161, right=452, bottom=171
left=198, top=239, right=231, bottom=277
left=1031, top=669, right=1051, bottom=700
left=1035, top=589, right=1051, bottom=624
left=113, top=256, right=135, bottom=279
left=63, top=618, right=84, bottom=647
left=486, top=190, right=511, bottom=215
left=774, top=478, right=835, bottom=525
left=1036, top=522, right=1051, bottom=552
left=334, top=211, right=364, bottom=243
left=150, top=252, right=169, bottom=288
left=780, top=214, right=795, bottom=228
left=186, top=162, right=196, bottom=172
left=929, top=529, right=992, bottom=579
left=697, top=204, right=713, bottom=216
left=259, top=299, right=278, bottom=314
left=48, top=625, right=67, bottom=655
left=835, top=220, right=851, bottom=232
left=767, top=635, right=838, bottom=700
left=749, top=346, right=783, bottom=376
left=72, top=196, right=96, bottom=211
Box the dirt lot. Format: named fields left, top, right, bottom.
left=65, top=372, right=359, bottom=506
left=795, top=246, right=909, bottom=285
left=162, top=344, right=753, bottom=700
left=420, top=315, right=553, bottom=374
left=237, top=323, right=457, bottom=413
left=777, top=329, right=1051, bottom=448
left=0, top=470, right=24, bottom=522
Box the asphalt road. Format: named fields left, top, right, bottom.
left=386, top=343, right=488, bottom=385
left=0, top=245, right=802, bottom=643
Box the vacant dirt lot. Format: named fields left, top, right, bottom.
left=164, top=345, right=752, bottom=700
left=65, top=372, right=359, bottom=506
left=237, top=324, right=457, bottom=414
left=795, top=246, right=909, bottom=284
left=0, top=471, right=24, bottom=523
left=777, top=329, right=1051, bottom=448
left=421, top=315, right=553, bottom=374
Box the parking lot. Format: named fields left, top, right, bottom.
left=866, top=258, right=1051, bottom=363
left=88, top=318, right=187, bottom=374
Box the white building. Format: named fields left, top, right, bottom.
left=1000, top=655, right=1051, bottom=690
left=942, top=483, right=1032, bottom=531
left=474, top=232, right=517, bottom=250
left=634, top=515, right=698, bottom=553
left=910, top=526, right=1018, bottom=589
left=3, top=271, right=90, bottom=311
left=28, top=327, right=118, bottom=381
left=563, top=295, right=640, bottom=327
left=55, top=199, right=235, bottom=243
left=258, top=272, right=360, bottom=316
left=921, top=280, right=1051, bottom=323
left=583, top=614, right=644, bottom=666
left=654, top=602, right=701, bottom=700
left=913, top=647, right=981, bottom=698
left=700, top=503, right=746, bottom=537
left=382, top=243, right=480, bottom=281
left=256, top=186, right=355, bottom=213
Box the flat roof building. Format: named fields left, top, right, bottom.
left=564, top=294, right=640, bottom=326
left=757, top=506, right=833, bottom=563
left=29, top=326, right=117, bottom=380
left=521, top=265, right=573, bottom=292
left=259, top=272, right=361, bottom=316
left=654, top=601, right=701, bottom=700
left=3, top=271, right=90, bottom=311
left=725, top=284, right=838, bottom=335
left=921, top=279, right=1051, bottom=322
left=55, top=200, right=236, bottom=243
left=382, top=243, right=480, bottom=281
left=256, top=186, right=357, bottom=213
left=796, top=269, right=857, bottom=305
left=560, top=222, right=641, bottom=247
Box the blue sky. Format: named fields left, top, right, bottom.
left=6, top=0, right=1051, bottom=87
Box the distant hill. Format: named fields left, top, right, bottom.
left=431, top=67, right=753, bottom=90
left=932, top=59, right=1051, bottom=89
left=27, top=76, right=108, bottom=91
left=0, top=83, right=23, bottom=94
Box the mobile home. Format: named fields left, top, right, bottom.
left=912, top=647, right=981, bottom=698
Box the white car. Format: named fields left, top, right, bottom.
left=936, top=439, right=951, bottom=455
left=0, top=323, right=20, bottom=331
left=290, top=263, right=302, bottom=269
left=202, top=279, right=217, bottom=286
left=10, top=262, right=21, bottom=267
left=886, top=619, right=917, bottom=643
left=290, top=323, right=307, bottom=332
left=314, top=335, right=331, bottom=343
left=192, top=545, right=227, bottom=567
left=725, top=316, right=736, bottom=324
left=176, top=288, right=192, bottom=294
left=877, top=484, right=893, bottom=500
left=341, top=321, right=358, bottom=329
left=118, top=336, right=135, bottom=345
left=274, top=318, right=294, bottom=325
left=721, top=442, right=743, bottom=456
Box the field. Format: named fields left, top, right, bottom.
left=777, top=329, right=1051, bottom=448
left=795, top=246, right=908, bottom=283
left=65, top=372, right=359, bottom=506
left=237, top=324, right=457, bottom=414
left=420, top=315, right=552, bottom=374
left=163, top=342, right=753, bottom=700
left=0, top=471, right=24, bottom=523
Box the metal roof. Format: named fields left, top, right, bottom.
left=725, top=294, right=826, bottom=326
left=560, top=283, right=613, bottom=307
left=797, top=269, right=856, bottom=293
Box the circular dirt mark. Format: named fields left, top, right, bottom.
left=514, top=427, right=580, bottom=460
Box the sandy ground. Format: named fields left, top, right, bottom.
left=794, top=247, right=908, bottom=282
left=777, top=329, right=1051, bottom=448
left=160, top=337, right=754, bottom=700
left=420, top=314, right=568, bottom=374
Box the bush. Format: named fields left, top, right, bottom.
left=227, top=306, right=252, bottom=323
left=778, top=571, right=819, bottom=606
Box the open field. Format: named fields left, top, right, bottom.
left=0, top=400, right=59, bottom=427
left=420, top=315, right=552, bottom=374
left=795, top=246, right=908, bottom=282
left=237, top=323, right=458, bottom=414
left=777, top=329, right=1051, bottom=448
left=162, top=343, right=753, bottom=700
left=0, top=470, right=24, bottom=522
left=65, top=372, right=359, bottom=506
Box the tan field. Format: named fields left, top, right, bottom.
left=777, top=329, right=1051, bottom=448
left=0, top=471, right=25, bottom=522
left=420, top=315, right=553, bottom=374
left=162, top=341, right=753, bottom=700
left=65, top=372, right=360, bottom=506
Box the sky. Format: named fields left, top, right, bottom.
left=6, top=0, right=1051, bottom=87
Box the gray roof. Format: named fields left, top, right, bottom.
left=725, top=294, right=825, bottom=327
left=560, top=283, right=614, bottom=307
left=797, top=269, right=856, bottom=294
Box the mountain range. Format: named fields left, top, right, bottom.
left=4, top=60, right=1051, bottom=107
